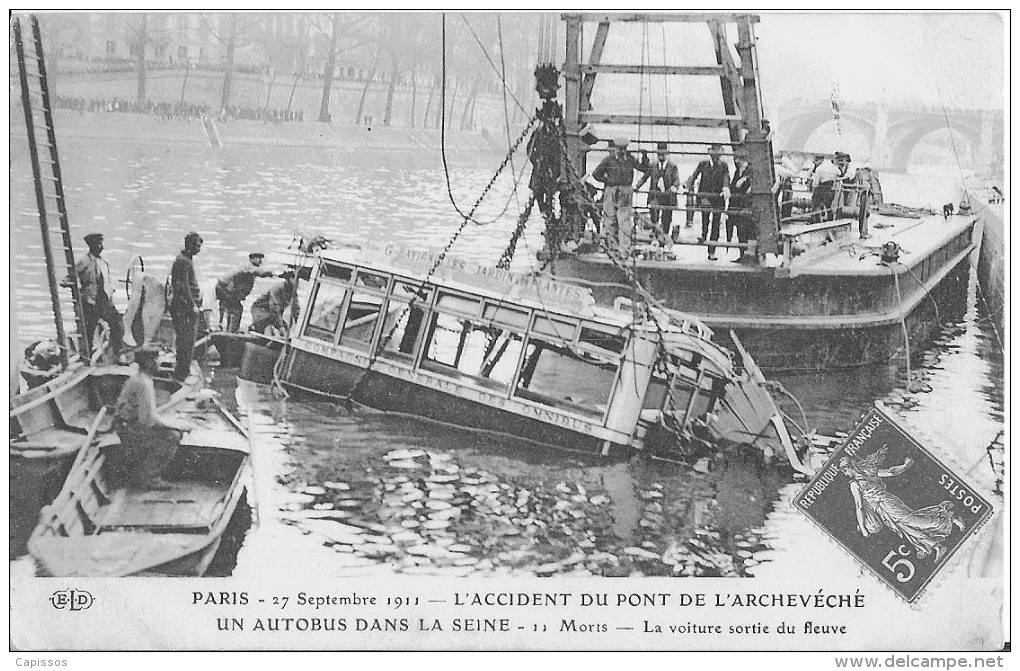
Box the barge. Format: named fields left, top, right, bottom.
left=533, top=13, right=976, bottom=371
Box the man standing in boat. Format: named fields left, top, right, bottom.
left=169, top=232, right=203, bottom=382
left=591, top=136, right=648, bottom=257
left=684, top=144, right=731, bottom=260
left=66, top=233, right=125, bottom=357
left=215, top=251, right=273, bottom=332
left=636, top=142, right=681, bottom=242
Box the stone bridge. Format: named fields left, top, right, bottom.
left=770, top=100, right=1003, bottom=173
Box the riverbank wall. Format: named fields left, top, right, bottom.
left=28, top=109, right=515, bottom=157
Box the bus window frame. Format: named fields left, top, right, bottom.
left=334, top=270, right=393, bottom=351
left=303, top=279, right=351, bottom=343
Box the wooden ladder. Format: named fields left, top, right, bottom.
left=12, top=14, right=88, bottom=363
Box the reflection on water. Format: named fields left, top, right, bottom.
left=9, top=131, right=1004, bottom=578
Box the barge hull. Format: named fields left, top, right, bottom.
left=551, top=230, right=973, bottom=372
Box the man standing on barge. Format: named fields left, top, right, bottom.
left=685, top=144, right=731, bottom=260
left=169, top=232, right=203, bottom=382
left=591, top=136, right=648, bottom=258
left=636, top=142, right=681, bottom=242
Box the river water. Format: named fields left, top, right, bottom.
left=9, top=116, right=1004, bottom=579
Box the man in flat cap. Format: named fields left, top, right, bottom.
left=685, top=144, right=731, bottom=260
left=169, top=232, right=204, bottom=381
left=636, top=141, right=681, bottom=242
left=68, top=232, right=124, bottom=355
left=591, top=136, right=649, bottom=257
left=215, top=251, right=274, bottom=333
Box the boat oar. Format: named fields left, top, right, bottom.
left=58, top=406, right=109, bottom=495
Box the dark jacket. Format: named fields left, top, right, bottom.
left=170, top=252, right=201, bottom=312
left=729, top=163, right=752, bottom=211
left=638, top=160, right=681, bottom=198
left=686, top=159, right=730, bottom=196
left=592, top=151, right=648, bottom=187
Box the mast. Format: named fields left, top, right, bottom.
left=558, top=12, right=781, bottom=261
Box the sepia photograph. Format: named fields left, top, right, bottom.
left=8, top=9, right=1006, bottom=657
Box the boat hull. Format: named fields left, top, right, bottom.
left=974, top=197, right=1004, bottom=336
left=549, top=231, right=973, bottom=372
left=9, top=453, right=73, bottom=557
left=283, top=347, right=631, bottom=458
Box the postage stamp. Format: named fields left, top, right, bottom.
left=793, top=405, right=994, bottom=603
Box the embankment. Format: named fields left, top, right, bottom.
left=34, top=110, right=513, bottom=156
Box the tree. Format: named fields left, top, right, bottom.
left=219, top=13, right=238, bottom=114
left=318, top=12, right=341, bottom=122
left=382, top=50, right=400, bottom=126
left=134, top=14, right=148, bottom=103
left=354, top=47, right=381, bottom=124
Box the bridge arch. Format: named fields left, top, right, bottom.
left=778, top=111, right=876, bottom=153
left=887, top=118, right=981, bottom=172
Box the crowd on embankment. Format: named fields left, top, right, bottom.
left=51, top=95, right=304, bottom=123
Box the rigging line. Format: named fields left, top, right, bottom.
left=661, top=23, right=671, bottom=144
left=459, top=12, right=528, bottom=115
left=890, top=265, right=913, bottom=394
left=933, top=75, right=968, bottom=188
left=497, top=14, right=522, bottom=213
left=440, top=14, right=531, bottom=226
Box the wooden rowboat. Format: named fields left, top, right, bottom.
left=27, top=376, right=252, bottom=577
left=9, top=362, right=149, bottom=556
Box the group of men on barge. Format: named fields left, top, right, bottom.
left=588, top=138, right=859, bottom=260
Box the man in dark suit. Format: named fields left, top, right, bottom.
left=636, top=142, right=681, bottom=241
left=685, top=144, right=731, bottom=260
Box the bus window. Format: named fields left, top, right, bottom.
left=378, top=299, right=426, bottom=361
left=421, top=314, right=523, bottom=392
left=321, top=263, right=353, bottom=282
left=514, top=337, right=617, bottom=418
left=483, top=303, right=530, bottom=330
left=355, top=271, right=389, bottom=290
left=338, top=291, right=384, bottom=352
left=436, top=292, right=481, bottom=318
left=578, top=326, right=627, bottom=355
left=532, top=315, right=577, bottom=342
left=305, top=283, right=348, bottom=341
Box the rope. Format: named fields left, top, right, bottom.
left=898, top=261, right=940, bottom=325
left=889, top=264, right=913, bottom=393
left=932, top=75, right=968, bottom=188
left=440, top=14, right=533, bottom=227
left=661, top=24, right=671, bottom=145
left=459, top=13, right=528, bottom=115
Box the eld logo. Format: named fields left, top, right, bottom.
left=50, top=589, right=94, bottom=611
left=794, top=405, right=993, bottom=603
